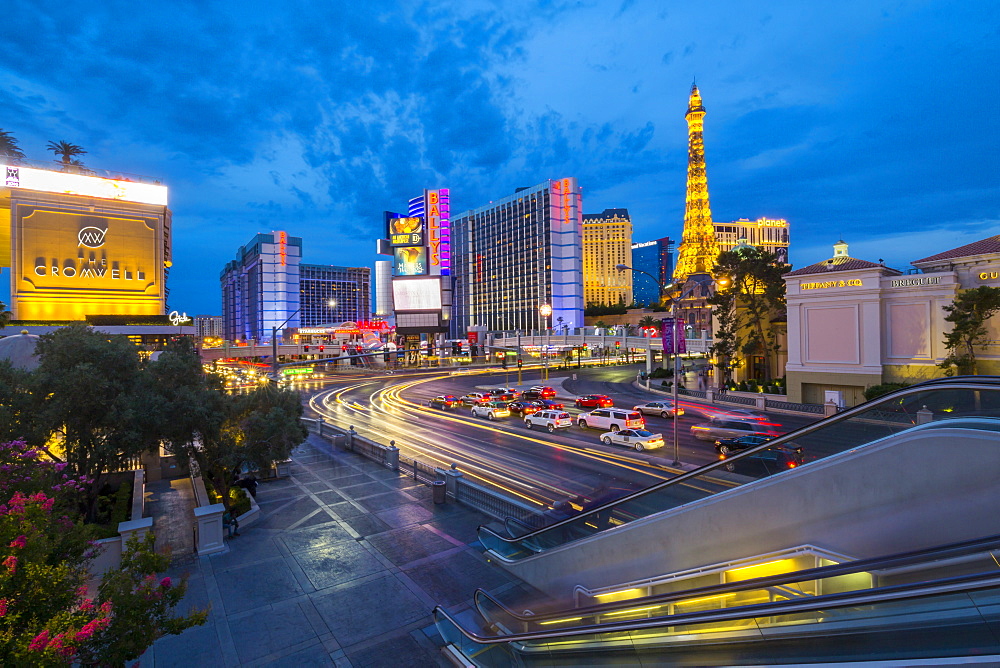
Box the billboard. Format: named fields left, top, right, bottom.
left=388, top=216, right=424, bottom=247
left=392, top=277, right=442, bottom=311
left=2, top=164, right=167, bottom=206
left=11, top=202, right=166, bottom=320
left=425, top=189, right=450, bottom=275
left=393, top=246, right=427, bottom=276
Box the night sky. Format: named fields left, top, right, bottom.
left=2, top=1, right=997, bottom=315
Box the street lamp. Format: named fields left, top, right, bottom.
left=270, top=308, right=302, bottom=382
left=539, top=304, right=552, bottom=380
left=617, top=263, right=694, bottom=467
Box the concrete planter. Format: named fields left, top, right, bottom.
left=190, top=467, right=225, bottom=556
left=89, top=469, right=153, bottom=576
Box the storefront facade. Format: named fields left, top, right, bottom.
left=784, top=238, right=1000, bottom=406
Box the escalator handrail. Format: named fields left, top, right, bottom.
left=478, top=379, right=1000, bottom=557
left=437, top=568, right=1000, bottom=646
left=472, top=533, right=1000, bottom=624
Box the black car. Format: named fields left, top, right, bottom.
left=534, top=399, right=565, bottom=410
left=506, top=400, right=543, bottom=416
left=714, top=434, right=773, bottom=456
left=720, top=445, right=804, bottom=478
left=429, top=395, right=460, bottom=409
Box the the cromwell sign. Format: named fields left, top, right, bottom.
left=12, top=203, right=166, bottom=320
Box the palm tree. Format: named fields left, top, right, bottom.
left=0, top=301, right=11, bottom=329
left=46, top=140, right=87, bottom=166
left=638, top=315, right=659, bottom=329
left=0, top=129, right=25, bottom=161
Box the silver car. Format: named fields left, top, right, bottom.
left=633, top=400, right=685, bottom=418
left=690, top=417, right=771, bottom=442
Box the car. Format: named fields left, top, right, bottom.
left=599, top=429, right=665, bottom=452
left=575, top=394, right=614, bottom=409
left=460, top=392, right=490, bottom=406
left=534, top=399, right=565, bottom=410
left=506, top=400, right=543, bottom=416
left=524, top=410, right=574, bottom=432
left=577, top=409, right=645, bottom=431
left=633, top=400, right=685, bottom=418
left=429, top=395, right=460, bottom=409
left=471, top=401, right=512, bottom=420
left=714, top=434, right=774, bottom=456
left=523, top=386, right=557, bottom=400
left=489, top=388, right=521, bottom=401
left=719, top=445, right=804, bottom=477
left=449, top=368, right=473, bottom=375
left=690, top=417, right=775, bottom=442
left=715, top=408, right=770, bottom=422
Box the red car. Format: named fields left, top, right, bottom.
left=506, top=400, right=543, bottom=416
left=575, top=394, right=614, bottom=409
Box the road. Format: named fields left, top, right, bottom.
left=299, top=363, right=823, bottom=513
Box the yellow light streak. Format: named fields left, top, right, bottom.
left=538, top=617, right=583, bottom=626
left=594, top=588, right=643, bottom=601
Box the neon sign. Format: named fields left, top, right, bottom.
left=277, top=230, right=288, bottom=266
left=801, top=279, right=863, bottom=290
left=169, top=310, right=192, bottom=325
left=426, top=189, right=450, bottom=275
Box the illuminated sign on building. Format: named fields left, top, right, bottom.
left=979, top=270, right=999, bottom=281
left=168, top=311, right=192, bottom=325
left=426, top=189, right=450, bottom=275
left=2, top=164, right=168, bottom=206
left=277, top=230, right=288, bottom=266
left=393, top=246, right=427, bottom=276
left=889, top=276, right=943, bottom=288
left=801, top=279, right=863, bottom=290
left=392, top=277, right=442, bottom=310
left=388, top=217, right=424, bottom=247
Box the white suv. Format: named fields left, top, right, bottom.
left=524, top=410, right=573, bottom=433
left=577, top=409, right=645, bottom=431
left=471, top=401, right=511, bottom=420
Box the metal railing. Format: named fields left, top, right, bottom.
left=453, top=477, right=539, bottom=522
left=765, top=398, right=825, bottom=413
left=714, top=392, right=757, bottom=406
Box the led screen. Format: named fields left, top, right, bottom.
left=393, top=246, right=427, bottom=276
left=388, top=217, right=424, bottom=247
left=392, top=277, right=441, bottom=311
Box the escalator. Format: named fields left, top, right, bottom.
left=435, top=535, right=1000, bottom=665
left=477, top=378, right=1000, bottom=595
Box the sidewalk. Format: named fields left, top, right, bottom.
left=140, top=434, right=536, bottom=667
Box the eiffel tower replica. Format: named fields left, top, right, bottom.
left=671, top=83, right=720, bottom=335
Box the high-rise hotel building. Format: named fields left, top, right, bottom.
left=582, top=208, right=633, bottom=306
left=450, top=179, right=584, bottom=335
left=299, top=264, right=370, bottom=326
left=631, top=237, right=674, bottom=306
left=715, top=218, right=790, bottom=264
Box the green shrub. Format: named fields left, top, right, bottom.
left=738, top=380, right=748, bottom=392
left=864, top=382, right=910, bottom=401
left=88, top=480, right=133, bottom=539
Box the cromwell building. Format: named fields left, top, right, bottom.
left=0, top=161, right=189, bottom=344
left=784, top=237, right=1000, bottom=406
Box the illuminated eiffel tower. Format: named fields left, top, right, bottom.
left=673, top=83, right=720, bottom=282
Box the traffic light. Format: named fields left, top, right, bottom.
left=342, top=344, right=347, bottom=351
left=615, top=341, right=621, bottom=349
left=319, top=345, right=325, bottom=352
left=517, top=358, right=523, bottom=368
left=304, top=345, right=310, bottom=352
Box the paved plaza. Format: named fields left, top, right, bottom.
left=139, top=433, right=535, bottom=667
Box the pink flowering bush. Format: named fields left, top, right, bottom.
left=0, top=442, right=206, bottom=665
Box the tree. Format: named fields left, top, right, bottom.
left=0, top=130, right=24, bottom=161
left=45, top=141, right=86, bottom=167
left=938, top=286, right=1000, bottom=375
left=708, top=247, right=789, bottom=382
left=0, top=440, right=206, bottom=665
left=0, top=362, right=35, bottom=444
left=0, top=301, right=11, bottom=329
left=638, top=315, right=659, bottom=329
left=28, top=324, right=161, bottom=520
left=150, top=339, right=307, bottom=509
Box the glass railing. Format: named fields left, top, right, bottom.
left=479, top=378, right=1000, bottom=561
left=435, top=538, right=1000, bottom=666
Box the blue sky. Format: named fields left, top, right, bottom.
left=2, top=0, right=997, bottom=314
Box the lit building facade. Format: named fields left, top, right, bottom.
left=194, top=315, right=224, bottom=339
left=220, top=231, right=302, bottom=343
left=582, top=208, right=633, bottom=306
left=374, top=259, right=393, bottom=320
left=784, top=237, right=1000, bottom=407
left=299, top=264, right=370, bottom=325
left=1, top=161, right=171, bottom=321
left=451, top=179, right=584, bottom=335
left=716, top=218, right=789, bottom=264
left=631, top=237, right=674, bottom=306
